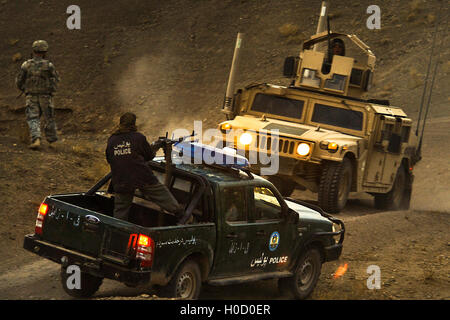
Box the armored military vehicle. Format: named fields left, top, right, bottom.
left=216, top=2, right=422, bottom=213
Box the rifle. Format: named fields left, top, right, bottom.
left=154, top=131, right=196, bottom=186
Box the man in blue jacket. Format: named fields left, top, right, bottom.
left=106, top=112, right=184, bottom=221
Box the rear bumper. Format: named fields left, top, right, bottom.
left=23, top=234, right=151, bottom=285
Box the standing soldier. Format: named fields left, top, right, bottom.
left=16, top=40, right=60, bottom=149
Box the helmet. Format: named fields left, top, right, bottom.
left=32, top=40, right=49, bottom=52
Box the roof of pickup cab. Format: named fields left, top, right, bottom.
left=151, top=157, right=264, bottom=185
left=178, top=163, right=259, bottom=184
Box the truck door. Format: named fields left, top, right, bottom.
left=365, top=115, right=395, bottom=185
left=365, top=115, right=411, bottom=186
left=246, top=185, right=292, bottom=274
left=211, top=186, right=254, bottom=277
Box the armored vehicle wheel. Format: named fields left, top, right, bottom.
left=278, top=247, right=322, bottom=299
left=267, top=175, right=296, bottom=197
left=374, top=165, right=408, bottom=210
left=318, top=158, right=352, bottom=213
left=60, top=266, right=103, bottom=298
left=160, top=259, right=202, bottom=300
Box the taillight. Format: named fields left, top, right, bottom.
left=129, top=234, right=155, bottom=268
left=35, top=203, right=49, bottom=235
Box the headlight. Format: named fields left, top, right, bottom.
left=220, top=123, right=232, bottom=131
left=319, top=141, right=339, bottom=153
left=239, top=132, right=253, bottom=145
left=296, top=143, right=310, bottom=156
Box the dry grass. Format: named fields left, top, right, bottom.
left=408, top=67, right=424, bottom=89
left=278, top=23, right=299, bottom=37
left=426, top=14, right=436, bottom=24
left=407, top=0, right=430, bottom=24
left=410, top=0, right=425, bottom=14
left=11, top=52, right=22, bottom=62
left=444, top=61, right=450, bottom=74
left=82, top=160, right=110, bottom=183
left=377, top=82, right=393, bottom=98
left=278, top=23, right=306, bottom=44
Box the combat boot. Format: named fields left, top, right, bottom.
left=29, top=138, right=41, bottom=150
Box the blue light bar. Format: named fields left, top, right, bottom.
left=173, top=141, right=250, bottom=170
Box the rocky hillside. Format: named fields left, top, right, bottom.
left=0, top=0, right=448, bottom=139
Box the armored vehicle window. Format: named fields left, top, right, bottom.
left=381, top=123, right=394, bottom=141
left=251, top=94, right=304, bottom=120
left=311, top=103, right=363, bottom=131
left=350, top=69, right=363, bottom=86
left=253, top=187, right=282, bottom=221
left=324, top=74, right=347, bottom=92
left=401, top=126, right=411, bottom=143
left=222, top=187, right=247, bottom=223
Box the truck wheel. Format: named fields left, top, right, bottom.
left=318, top=158, right=352, bottom=213
left=374, top=165, right=407, bottom=210
left=60, top=266, right=103, bottom=298
left=278, top=248, right=322, bottom=299
left=160, top=259, right=202, bottom=300
left=267, top=175, right=296, bottom=197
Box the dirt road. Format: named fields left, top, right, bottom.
left=0, top=210, right=447, bottom=300
left=0, top=118, right=448, bottom=300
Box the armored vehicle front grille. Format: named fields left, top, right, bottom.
left=253, top=134, right=312, bottom=158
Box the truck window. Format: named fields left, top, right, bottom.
left=253, top=187, right=282, bottom=221
left=134, top=171, right=207, bottom=224
left=311, top=103, right=363, bottom=131
left=251, top=93, right=304, bottom=120
left=222, top=187, right=247, bottom=223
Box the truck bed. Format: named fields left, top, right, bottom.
left=52, top=193, right=178, bottom=227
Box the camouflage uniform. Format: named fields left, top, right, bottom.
left=15, top=40, right=60, bottom=144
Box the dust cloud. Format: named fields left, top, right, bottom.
left=114, top=54, right=206, bottom=141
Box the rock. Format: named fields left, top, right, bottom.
left=12, top=52, right=22, bottom=62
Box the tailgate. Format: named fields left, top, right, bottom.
left=41, top=197, right=143, bottom=266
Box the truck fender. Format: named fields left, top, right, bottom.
left=292, top=236, right=329, bottom=268
left=164, top=246, right=214, bottom=285
left=342, top=152, right=358, bottom=191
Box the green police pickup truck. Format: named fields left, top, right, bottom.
left=23, top=144, right=344, bottom=300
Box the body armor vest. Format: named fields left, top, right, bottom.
left=24, top=58, right=52, bottom=94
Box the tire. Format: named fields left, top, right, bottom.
left=159, top=259, right=202, bottom=300
left=318, top=158, right=352, bottom=213
left=267, top=175, right=296, bottom=197
left=374, top=165, right=408, bottom=210
left=60, top=266, right=103, bottom=298
left=278, top=248, right=322, bottom=299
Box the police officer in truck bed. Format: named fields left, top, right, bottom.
left=105, top=112, right=184, bottom=221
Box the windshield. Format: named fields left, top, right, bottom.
left=251, top=93, right=304, bottom=120
left=311, top=103, right=363, bottom=131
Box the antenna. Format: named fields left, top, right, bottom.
left=313, top=1, right=329, bottom=52
left=415, top=1, right=442, bottom=137
left=327, top=15, right=332, bottom=64
left=222, top=33, right=244, bottom=119
left=415, top=0, right=446, bottom=161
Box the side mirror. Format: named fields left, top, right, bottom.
left=363, top=70, right=373, bottom=91
left=285, top=208, right=299, bottom=224
left=283, top=56, right=299, bottom=78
